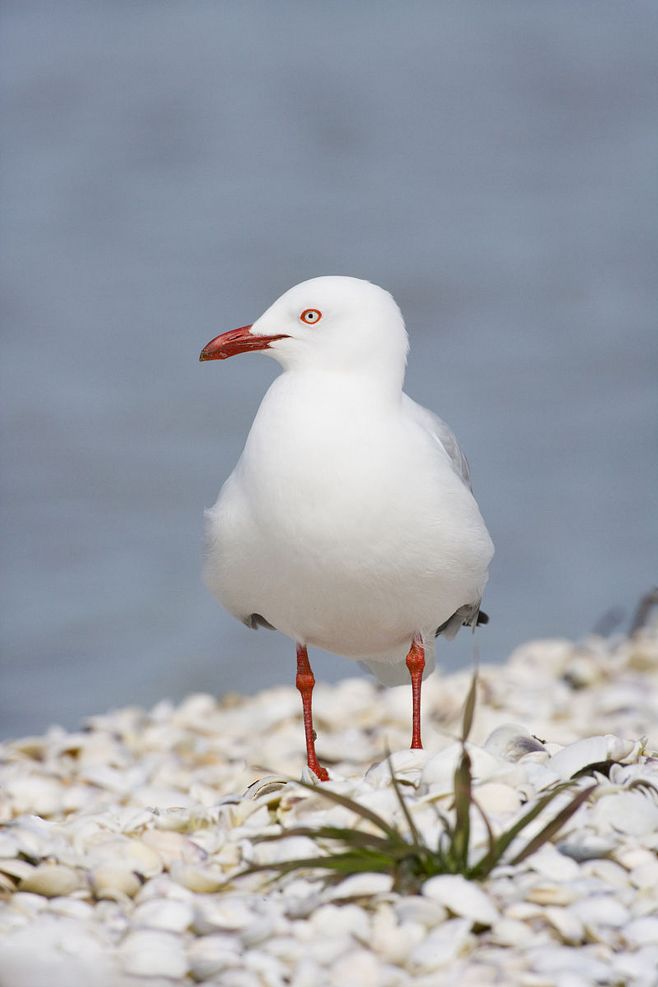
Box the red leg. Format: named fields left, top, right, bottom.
left=295, top=644, right=329, bottom=781
left=405, top=634, right=425, bottom=749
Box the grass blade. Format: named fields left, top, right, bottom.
left=509, top=785, right=596, bottom=866
left=388, top=758, right=423, bottom=848
left=469, top=795, right=497, bottom=871
left=240, top=849, right=396, bottom=878
left=450, top=747, right=472, bottom=870
left=470, top=783, right=573, bottom=878
left=252, top=825, right=397, bottom=854
left=280, top=776, right=403, bottom=842
left=461, top=674, right=478, bottom=743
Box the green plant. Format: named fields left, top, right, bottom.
left=239, top=676, right=596, bottom=893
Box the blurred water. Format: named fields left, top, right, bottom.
left=1, top=1, right=657, bottom=737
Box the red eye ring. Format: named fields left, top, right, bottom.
left=300, top=308, right=322, bottom=325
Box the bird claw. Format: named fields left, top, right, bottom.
left=307, top=760, right=330, bottom=783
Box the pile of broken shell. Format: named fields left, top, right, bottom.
left=0, top=628, right=657, bottom=986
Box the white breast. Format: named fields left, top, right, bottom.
left=204, top=371, right=493, bottom=661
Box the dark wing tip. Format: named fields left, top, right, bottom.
left=435, top=605, right=490, bottom=638
left=243, top=613, right=276, bottom=631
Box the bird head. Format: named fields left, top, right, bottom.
left=200, top=276, right=409, bottom=386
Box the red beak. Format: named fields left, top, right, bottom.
left=199, top=325, right=289, bottom=362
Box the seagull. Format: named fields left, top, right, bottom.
left=200, top=276, right=494, bottom=780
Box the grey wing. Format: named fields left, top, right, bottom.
left=401, top=394, right=472, bottom=490
left=402, top=395, right=490, bottom=637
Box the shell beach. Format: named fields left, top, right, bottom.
left=1, top=628, right=657, bottom=987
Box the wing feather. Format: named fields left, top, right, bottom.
left=402, top=394, right=472, bottom=489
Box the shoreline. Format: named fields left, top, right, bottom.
left=0, top=629, right=657, bottom=986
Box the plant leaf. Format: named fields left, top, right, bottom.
left=470, top=783, right=574, bottom=878
left=469, top=795, right=497, bottom=867
left=252, top=825, right=396, bottom=853
left=240, top=849, right=397, bottom=879
left=276, top=775, right=403, bottom=842
left=388, top=758, right=423, bottom=848
left=461, top=673, right=478, bottom=743
left=450, top=747, right=472, bottom=870
left=509, top=785, right=596, bottom=866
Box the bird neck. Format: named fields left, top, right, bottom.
left=279, top=365, right=405, bottom=406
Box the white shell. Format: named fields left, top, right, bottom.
left=5, top=776, right=64, bottom=817
left=327, top=948, right=382, bottom=987
left=525, top=882, right=579, bottom=906
left=306, top=903, right=371, bottom=942
left=623, top=917, right=658, bottom=948
left=19, top=864, right=82, bottom=898
left=422, top=875, right=499, bottom=926
left=393, top=896, right=448, bottom=926
left=0, top=859, right=36, bottom=882
left=484, top=724, right=547, bottom=761
left=571, top=895, right=630, bottom=930
left=132, top=898, right=194, bottom=932
left=140, top=829, right=208, bottom=866
left=543, top=905, right=584, bottom=944
left=87, top=837, right=163, bottom=878
left=119, top=929, right=189, bottom=978
left=7, top=892, right=49, bottom=914
left=528, top=943, right=612, bottom=982
left=47, top=898, right=95, bottom=921
left=187, top=934, right=241, bottom=980
left=169, top=862, right=226, bottom=893
left=91, top=864, right=141, bottom=900
left=0, top=915, right=116, bottom=987
left=489, top=917, right=536, bottom=946
left=365, top=748, right=431, bottom=787
left=472, top=781, right=522, bottom=814
left=593, top=791, right=658, bottom=836
left=242, top=775, right=290, bottom=799
left=525, top=844, right=581, bottom=881
left=192, top=895, right=257, bottom=934
left=409, top=917, right=473, bottom=972
left=369, top=905, right=425, bottom=963
left=421, top=743, right=508, bottom=792
left=613, top=947, right=658, bottom=987
left=548, top=734, right=637, bottom=779
left=323, top=872, right=393, bottom=899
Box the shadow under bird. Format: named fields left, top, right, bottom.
left=200, top=276, right=493, bottom=780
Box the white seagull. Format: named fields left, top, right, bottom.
left=200, top=276, right=494, bottom=780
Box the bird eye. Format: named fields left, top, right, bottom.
left=300, top=308, right=322, bottom=325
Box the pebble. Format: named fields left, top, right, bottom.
left=324, top=872, right=393, bottom=900
left=170, top=861, right=226, bottom=892
left=91, top=864, right=141, bottom=900
left=0, top=627, right=655, bottom=985
left=192, top=895, right=257, bottom=934
left=132, top=897, right=194, bottom=932
left=548, top=735, right=637, bottom=779
left=187, top=934, right=242, bottom=980
left=623, top=917, right=658, bottom=948
left=423, top=874, right=499, bottom=926
left=119, top=928, right=189, bottom=978
left=18, top=863, right=82, bottom=898
left=409, top=917, right=474, bottom=972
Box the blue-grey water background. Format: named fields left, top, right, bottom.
left=1, top=1, right=657, bottom=738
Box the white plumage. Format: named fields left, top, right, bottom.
left=202, top=276, right=493, bottom=687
